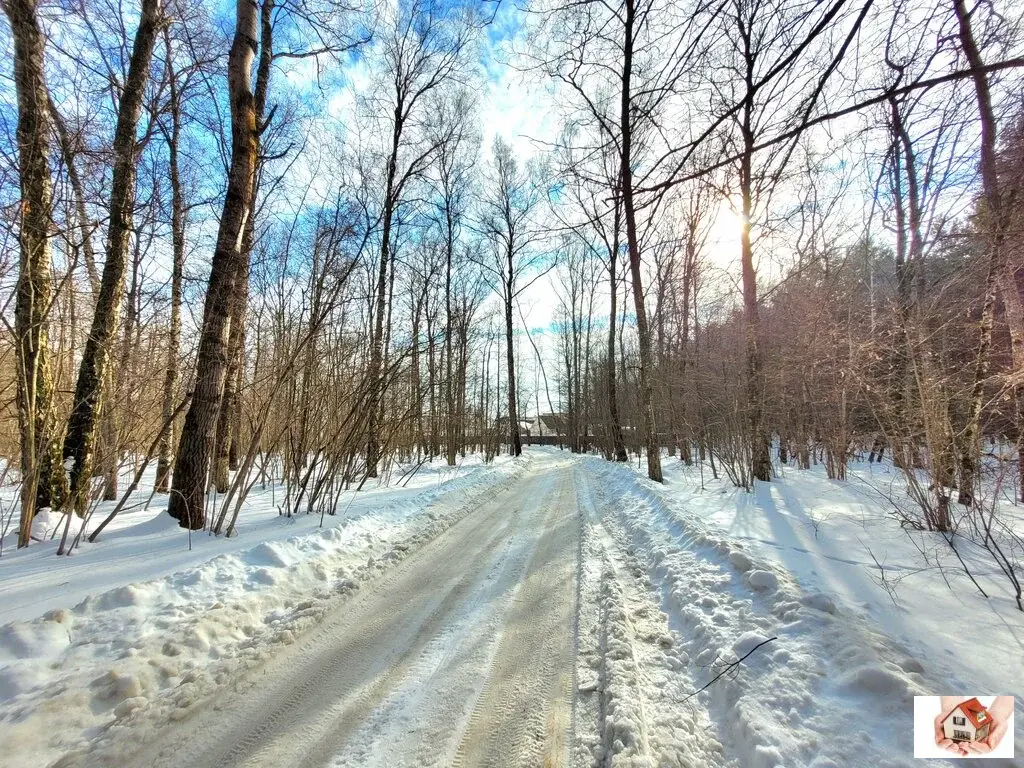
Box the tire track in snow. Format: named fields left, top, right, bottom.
left=452, top=469, right=577, bottom=768
left=330, top=471, right=557, bottom=767
left=80, top=457, right=579, bottom=768
left=575, top=465, right=728, bottom=768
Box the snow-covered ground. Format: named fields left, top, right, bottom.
left=54, top=451, right=579, bottom=768
left=1, top=446, right=1020, bottom=767
left=574, top=452, right=1021, bottom=767
left=0, top=453, right=524, bottom=768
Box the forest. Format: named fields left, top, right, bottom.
left=1, top=0, right=1022, bottom=560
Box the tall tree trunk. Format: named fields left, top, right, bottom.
left=619, top=0, right=662, bottom=481
left=169, top=0, right=259, bottom=529
left=5, top=0, right=56, bottom=545
left=156, top=26, right=184, bottom=494
left=366, top=109, right=402, bottom=478
left=61, top=0, right=161, bottom=514
left=505, top=275, right=522, bottom=456
left=607, top=200, right=628, bottom=462
left=445, top=238, right=457, bottom=465
left=739, top=32, right=771, bottom=483
left=213, top=0, right=272, bottom=493
left=411, top=293, right=423, bottom=458
left=103, top=235, right=144, bottom=501
left=213, top=235, right=250, bottom=493
left=680, top=226, right=695, bottom=464
left=456, top=307, right=470, bottom=455
left=953, top=0, right=1024, bottom=505
left=47, top=96, right=100, bottom=509
left=888, top=97, right=917, bottom=471
left=427, top=305, right=437, bottom=458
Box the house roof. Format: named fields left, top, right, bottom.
left=946, top=698, right=991, bottom=730
left=538, top=413, right=570, bottom=434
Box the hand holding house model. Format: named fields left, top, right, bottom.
left=933, top=696, right=1014, bottom=757
left=942, top=698, right=992, bottom=743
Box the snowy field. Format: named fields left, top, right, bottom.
left=0, top=446, right=1020, bottom=767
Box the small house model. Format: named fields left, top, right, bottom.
left=942, top=698, right=993, bottom=743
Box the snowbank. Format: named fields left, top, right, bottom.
left=0, top=453, right=525, bottom=767
left=573, top=454, right=1008, bottom=768
left=648, top=455, right=1024, bottom=709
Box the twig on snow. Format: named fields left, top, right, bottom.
left=681, top=636, right=778, bottom=702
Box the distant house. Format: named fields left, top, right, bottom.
left=521, top=413, right=571, bottom=437
left=942, top=698, right=993, bottom=743
left=493, top=413, right=586, bottom=447
left=493, top=416, right=534, bottom=435
left=536, top=413, right=568, bottom=437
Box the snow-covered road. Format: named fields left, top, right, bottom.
left=11, top=448, right=1018, bottom=767
left=76, top=456, right=579, bottom=768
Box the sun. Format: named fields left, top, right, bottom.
left=705, top=199, right=744, bottom=267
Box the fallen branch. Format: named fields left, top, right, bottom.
left=681, top=636, right=778, bottom=702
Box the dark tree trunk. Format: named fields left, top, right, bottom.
left=607, top=227, right=627, bottom=462
left=505, top=275, right=522, bottom=456
left=61, top=0, right=161, bottom=514
left=367, top=112, right=402, bottom=479
left=5, top=0, right=56, bottom=545
left=679, top=223, right=696, bottom=466
left=888, top=98, right=915, bottom=472
left=412, top=293, right=423, bottom=458
left=169, top=0, right=260, bottom=530
left=739, top=25, right=771, bottom=483
left=619, top=0, right=661, bottom=482
left=213, top=247, right=250, bottom=493
left=427, top=304, right=437, bottom=458
left=156, top=26, right=185, bottom=494
left=47, top=96, right=100, bottom=509
left=445, top=232, right=457, bottom=466
left=213, top=0, right=271, bottom=493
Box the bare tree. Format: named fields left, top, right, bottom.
left=475, top=137, right=550, bottom=456
left=61, top=0, right=163, bottom=514
left=212, top=0, right=274, bottom=493
left=361, top=0, right=474, bottom=477
left=3, top=0, right=57, bottom=546
left=534, top=0, right=702, bottom=480
left=426, top=89, right=478, bottom=465
left=169, top=0, right=261, bottom=528
left=954, top=0, right=1024, bottom=507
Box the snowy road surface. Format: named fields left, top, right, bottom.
left=86, top=458, right=578, bottom=768
left=11, top=449, right=1018, bottom=767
